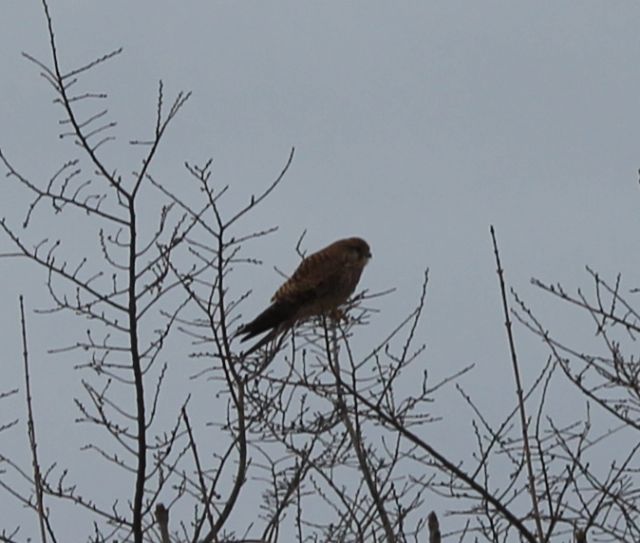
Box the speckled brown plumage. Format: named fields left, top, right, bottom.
left=238, top=237, right=371, bottom=353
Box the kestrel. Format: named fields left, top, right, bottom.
left=238, top=237, right=371, bottom=354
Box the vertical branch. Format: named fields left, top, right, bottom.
left=207, top=386, right=246, bottom=542
left=181, top=407, right=215, bottom=532
left=427, top=511, right=441, bottom=543
left=19, top=296, right=48, bottom=543
left=155, top=504, right=170, bottom=543
left=322, top=317, right=396, bottom=542
left=490, top=226, right=544, bottom=542
left=39, top=0, right=126, bottom=196
left=127, top=198, right=146, bottom=543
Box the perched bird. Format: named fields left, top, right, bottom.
left=238, top=237, right=371, bottom=355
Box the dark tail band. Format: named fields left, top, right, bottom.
left=239, top=301, right=294, bottom=341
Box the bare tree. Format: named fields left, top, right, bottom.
left=1, top=3, right=639, bottom=543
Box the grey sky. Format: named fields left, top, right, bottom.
left=2, top=1, right=640, bottom=539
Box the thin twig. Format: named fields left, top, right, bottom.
left=19, top=296, right=49, bottom=543
left=490, top=225, right=544, bottom=542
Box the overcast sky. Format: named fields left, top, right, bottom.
left=2, top=1, right=640, bottom=540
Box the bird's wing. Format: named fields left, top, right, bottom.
left=271, top=246, right=343, bottom=305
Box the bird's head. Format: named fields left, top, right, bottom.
left=342, top=237, right=372, bottom=267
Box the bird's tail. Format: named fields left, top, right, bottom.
left=238, top=301, right=294, bottom=342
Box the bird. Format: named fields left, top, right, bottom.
left=238, top=237, right=371, bottom=355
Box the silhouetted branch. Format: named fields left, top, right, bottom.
left=19, top=297, right=53, bottom=543
left=491, top=225, right=544, bottom=541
